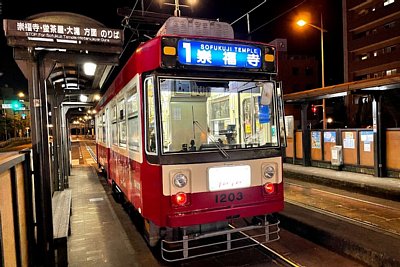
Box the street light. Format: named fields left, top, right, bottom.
left=296, top=13, right=328, bottom=129
left=161, top=0, right=197, bottom=17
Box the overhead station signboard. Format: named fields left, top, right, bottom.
left=177, top=39, right=262, bottom=69
left=3, top=19, right=124, bottom=46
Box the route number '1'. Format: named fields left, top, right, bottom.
left=182, top=42, right=191, bottom=63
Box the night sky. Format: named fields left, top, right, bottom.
left=0, top=0, right=343, bottom=93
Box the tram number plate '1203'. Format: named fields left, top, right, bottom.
left=215, top=192, right=243, bottom=203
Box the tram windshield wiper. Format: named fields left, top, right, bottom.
left=193, top=120, right=230, bottom=159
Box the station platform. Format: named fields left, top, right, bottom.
left=282, top=163, right=400, bottom=267
left=66, top=139, right=161, bottom=267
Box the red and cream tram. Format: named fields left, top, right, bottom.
left=96, top=17, right=286, bottom=261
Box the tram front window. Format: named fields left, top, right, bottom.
left=158, top=78, right=279, bottom=154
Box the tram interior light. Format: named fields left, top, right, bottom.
left=83, top=62, right=97, bottom=76
left=79, top=94, right=88, bottom=102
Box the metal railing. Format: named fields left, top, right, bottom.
left=161, top=215, right=280, bottom=262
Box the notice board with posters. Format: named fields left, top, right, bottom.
left=0, top=213, right=3, bottom=267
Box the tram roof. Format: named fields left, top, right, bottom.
left=284, top=74, right=400, bottom=103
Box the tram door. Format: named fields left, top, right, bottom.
left=240, top=85, right=274, bottom=147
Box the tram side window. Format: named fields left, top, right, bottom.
left=112, top=105, right=118, bottom=145
left=103, top=109, right=108, bottom=144
left=118, top=98, right=127, bottom=147
left=145, top=77, right=157, bottom=153
left=127, top=91, right=140, bottom=151
left=96, top=114, right=102, bottom=142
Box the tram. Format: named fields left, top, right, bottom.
left=95, top=16, right=286, bottom=261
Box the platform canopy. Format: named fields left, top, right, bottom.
left=284, top=75, right=400, bottom=103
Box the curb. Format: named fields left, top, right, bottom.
left=283, top=170, right=400, bottom=202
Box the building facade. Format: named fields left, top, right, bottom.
left=343, top=0, right=400, bottom=82
left=270, top=38, right=319, bottom=128
left=270, top=38, right=319, bottom=95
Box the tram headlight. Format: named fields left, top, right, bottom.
left=263, top=165, right=275, bottom=179
left=173, top=173, right=188, bottom=188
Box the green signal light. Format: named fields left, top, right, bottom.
left=11, top=101, right=22, bottom=110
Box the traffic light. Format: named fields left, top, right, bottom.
left=11, top=100, right=22, bottom=110
left=311, top=104, right=317, bottom=115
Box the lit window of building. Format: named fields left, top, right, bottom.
left=384, top=0, right=395, bottom=6
left=386, top=69, right=397, bottom=76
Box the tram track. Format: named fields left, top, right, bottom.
left=285, top=181, right=400, bottom=237
left=229, top=224, right=302, bottom=267
left=286, top=181, right=400, bottom=211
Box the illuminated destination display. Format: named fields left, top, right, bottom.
left=177, top=40, right=262, bottom=69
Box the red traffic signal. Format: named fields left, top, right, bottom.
left=311, top=105, right=317, bottom=114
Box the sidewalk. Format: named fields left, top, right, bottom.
left=283, top=163, right=400, bottom=201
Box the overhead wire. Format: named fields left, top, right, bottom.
left=249, top=0, right=306, bottom=35
left=102, top=0, right=155, bottom=92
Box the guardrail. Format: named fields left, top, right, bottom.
left=0, top=137, right=31, bottom=148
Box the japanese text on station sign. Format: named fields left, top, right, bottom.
left=7, top=20, right=122, bottom=44
left=177, top=40, right=262, bottom=69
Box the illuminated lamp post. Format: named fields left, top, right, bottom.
left=296, top=13, right=327, bottom=129
left=161, top=0, right=197, bottom=17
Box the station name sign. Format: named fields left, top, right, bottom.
left=177, top=39, right=262, bottom=69
left=3, top=19, right=124, bottom=45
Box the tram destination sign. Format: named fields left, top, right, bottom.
left=4, top=19, right=123, bottom=46
left=177, top=40, right=262, bottom=69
